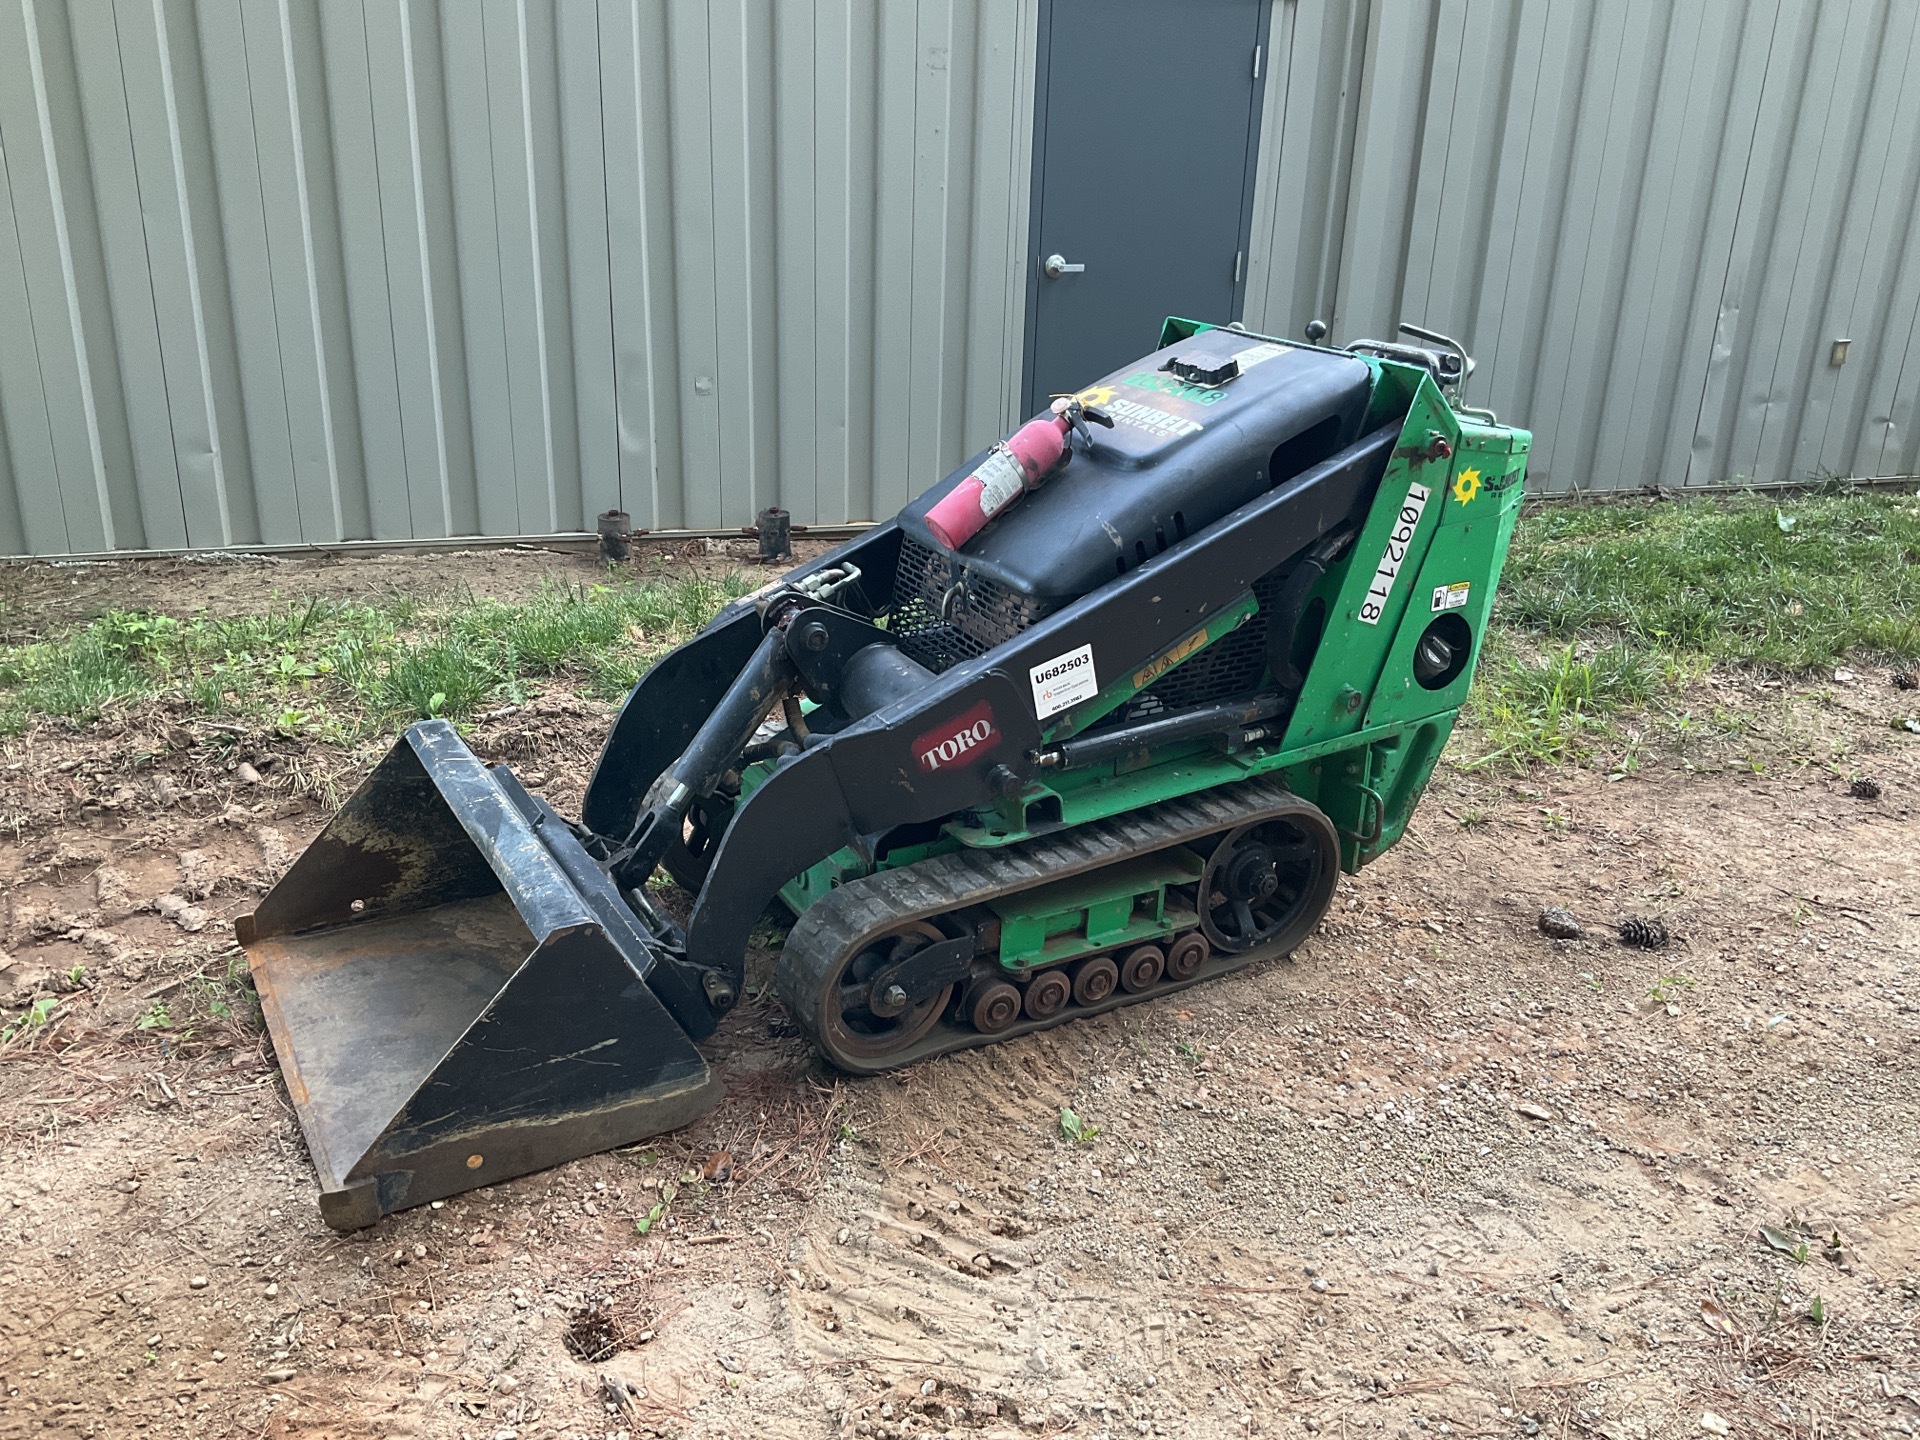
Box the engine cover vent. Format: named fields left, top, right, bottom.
left=1119, top=563, right=1293, bottom=719
left=889, top=535, right=1043, bottom=672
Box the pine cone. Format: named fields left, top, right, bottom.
left=1618, top=915, right=1671, bottom=949
left=1538, top=906, right=1583, bottom=940
left=1850, top=776, right=1883, bottom=801
left=1893, top=667, right=1918, bottom=692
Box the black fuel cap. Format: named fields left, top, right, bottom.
left=1161, top=348, right=1241, bottom=387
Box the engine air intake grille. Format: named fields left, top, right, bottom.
left=1118, top=564, right=1293, bottom=719
left=890, top=536, right=1043, bottom=672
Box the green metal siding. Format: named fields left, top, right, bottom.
left=1245, top=0, right=1920, bottom=494
left=3, top=0, right=1917, bottom=556
left=0, top=0, right=1040, bottom=554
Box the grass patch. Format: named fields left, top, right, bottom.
left=1464, top=637, right=1674, bottom=769
left=374, top=637, right=503, bottom=720
left=1498, top=490, right=1920, bottom=668
left=0, top=572, right=754, bottom=738
left=5, top=490, right=1914, bottom=774
left=1468, top=489, right=1920, bottom=768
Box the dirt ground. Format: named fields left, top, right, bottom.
left=0, top=551, right=1916, bottom=1440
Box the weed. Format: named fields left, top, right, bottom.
left=1645, top=974, right=1696, bottom=1005
left=473, top=586, right=630, bottom=673
left=376, top=639, right=497, bottom=720
left=1, top=996, right=59, bottom=1044
left=1, top=626, right=155, bottom=721
left=633, top=1180, right=679, bottom=1235
left=0, top=574, right=748, bottom=736
left=94, top=611, right=181, bottom=662
left=185, top=952, right=259, bottom=1033
left=64, top=965, right=87, bottom=988
left=136, top=1002, right=174, bottom=1032
left=1760, top=1219, right=1814, bottom=1264
left=188, top=674, right=227, bottom=714
left=1453, top=491, right=1920, bottom=771
left=1058, top=1106, right=1099, bottom=1144
left=586, top=649, right=650, bottom=702
left=748, top=916, right=792, bottom=949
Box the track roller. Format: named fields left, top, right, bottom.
left=1070, top=954, right=1118, bottom=1005
left=1120, top=944, right=1165, bottom=992
left=1166, top=931, right=1210, bottom=980
left=1023, top=969, right=1072, bottom=1020
left=817, top=920, right=956, bottom=1063
left=968, top=979, right=1022, bottom=1034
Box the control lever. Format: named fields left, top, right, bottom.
left=1342, top=323, right=1475, bottom=391
left=1397, top=322, right=1475, bottom=383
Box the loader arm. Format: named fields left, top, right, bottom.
left=580, top=523, right=905, bottom=838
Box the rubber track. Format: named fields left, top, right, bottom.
left=775, top=775, right=1330, bottom=1074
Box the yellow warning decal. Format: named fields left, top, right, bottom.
left=1452, top=467, right=1482, bottom=505
left=1133, top=627, right=1209, bottom=691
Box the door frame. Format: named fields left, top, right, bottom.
left=1018, top=0, right=1275, bottom=418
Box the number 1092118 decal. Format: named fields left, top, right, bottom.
left=1357, top=482, right=1431, bottom=625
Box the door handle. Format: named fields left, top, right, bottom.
left=1043, top=253, right=1085, bottom=279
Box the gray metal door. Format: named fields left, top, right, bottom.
left=1023, top=0, right=1269, bottom=416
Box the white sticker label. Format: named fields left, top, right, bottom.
left=1431, top=581, right=1471, bottom=612
left=972, top=446, right=1028, bottom=517
left=1235, top=341, right=1290, bottom=369
left=1358, top=482, right=1432, bottom=626
left=1029, top=643, right=1098, bottom=718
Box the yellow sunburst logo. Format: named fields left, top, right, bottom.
left=1073, top=384, right=1118, bottom=408
left=1452, top=467, right=1482, bottom=505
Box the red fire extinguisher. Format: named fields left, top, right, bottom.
left=925, top=397, right=1111, bottom=550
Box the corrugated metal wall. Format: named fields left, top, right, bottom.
left=0, top=0, right=1037, bottom=555
left=1245, top=0, right=1920, bottom=493
left=5, top=0, right=1918, bottom=556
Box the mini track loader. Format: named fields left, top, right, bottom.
left=240, top=319, right=1529, bottom=1229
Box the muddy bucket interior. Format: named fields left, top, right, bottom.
left=238, top=722, right=720, bottom=1230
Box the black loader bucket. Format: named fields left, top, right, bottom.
left=237, top=722, right=719, bottom=1230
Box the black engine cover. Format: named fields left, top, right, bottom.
left=897, top=334, right=1371, bottom=612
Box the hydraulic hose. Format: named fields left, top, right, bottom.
left=611, top=626, right=794, bottom=890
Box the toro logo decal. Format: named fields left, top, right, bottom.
left=912, top=700, right=1000, bottom=773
